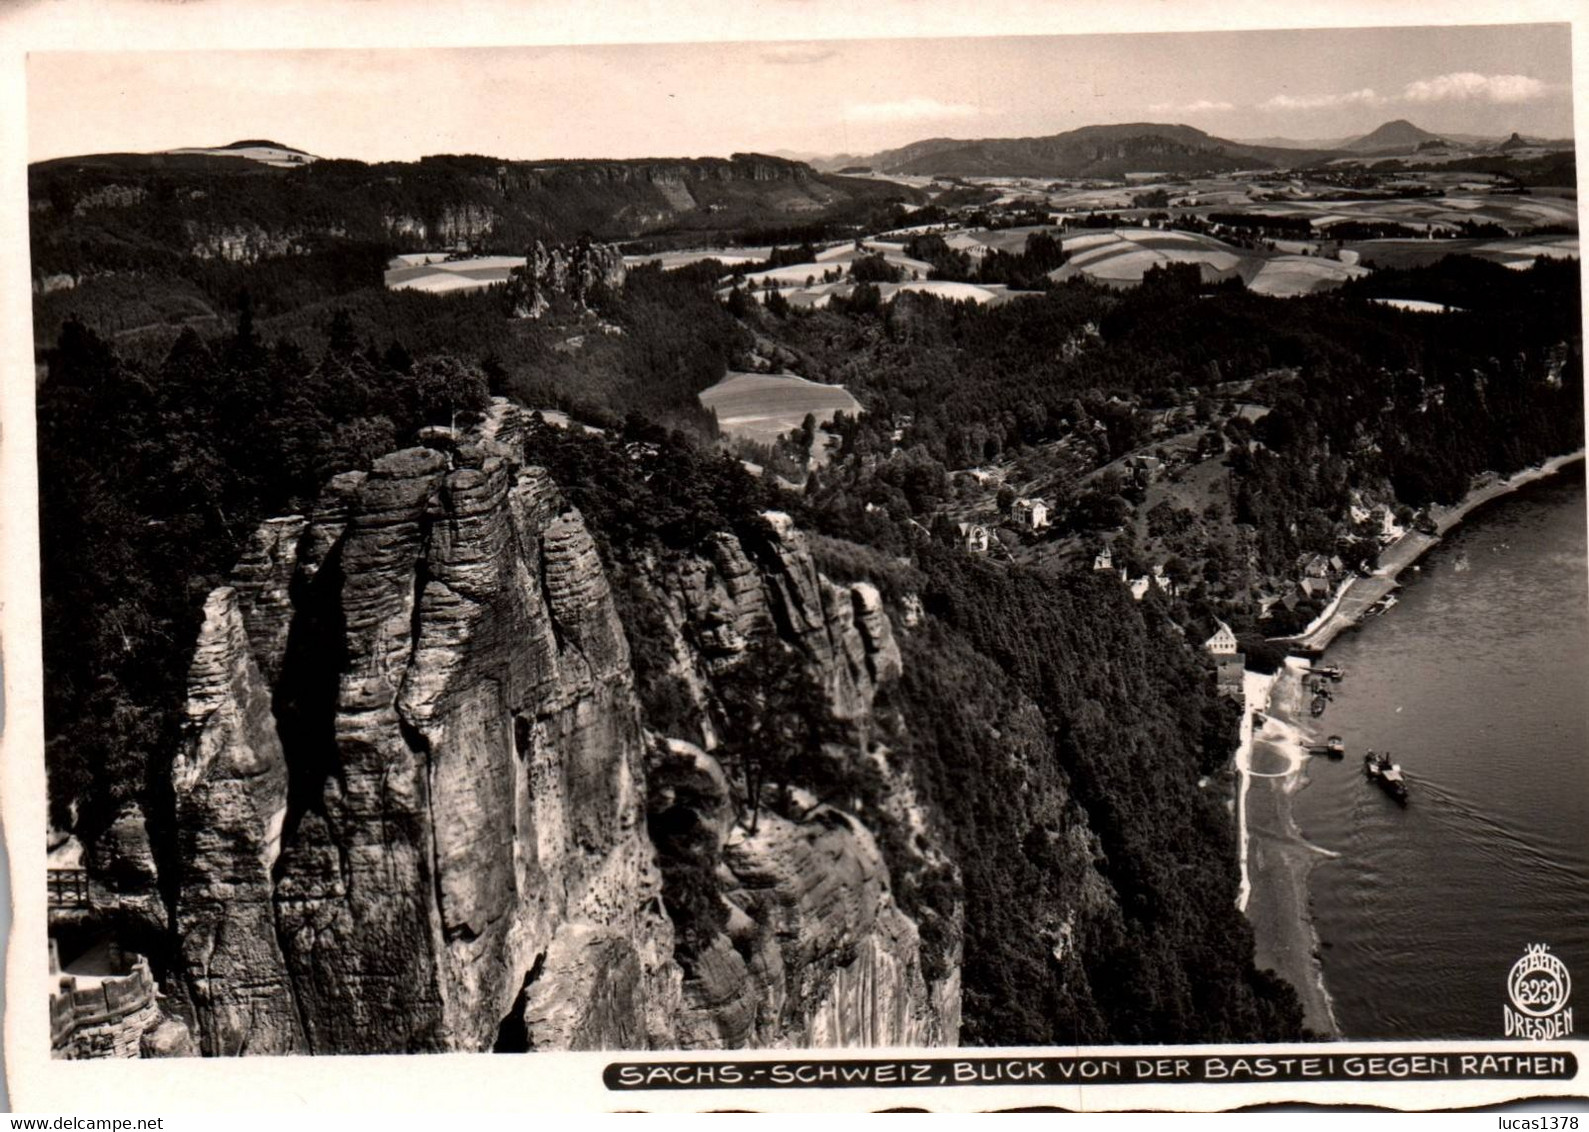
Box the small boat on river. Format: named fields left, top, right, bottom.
left=1365, top=594, right=1398, bottom=619
left=1363, top=750, right=1409, bottom=805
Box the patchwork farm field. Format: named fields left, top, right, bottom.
left=1047, top=228, right=1368, bottom=294
left=385, top=255, right=525, bottom=294
left=625, top=247, right=773, bottom=271
left=1345, top=233, right=1580, bottom=270
left=698, top=371, right=861, bottom=450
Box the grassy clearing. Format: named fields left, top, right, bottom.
left=698, top=371, right=861, bottom=448
left=384, top=254, right=526, bottom=294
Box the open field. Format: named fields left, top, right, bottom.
left=385, top=254, right=526, bottom=293
left=697, top=371, right=861, bottom=449
left=1369, top=298, right=1457, bottom=314
left=625, top=247, right=773, bottom=271
left=1246, top=255, right=1367, bottom=295
left=1196, top=189, right=1578, bottom=236
left=1346, top=233, right=1579, bottom=270
left=1048, top=227, right=1368, bottom=295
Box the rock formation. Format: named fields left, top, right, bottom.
left=506, top=240, right=628, bottom=319
left=159, top=400, right=953, bottom=1055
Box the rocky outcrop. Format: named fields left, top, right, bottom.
left=184, top=222, right=307, bottom=262
left=660, top=750, right=953, bottom=1049
left=506, top=240, right=627, bottom=319
left=627, top=505, right=952, bottom=1049
left=383, top=204, right=497, bottom=248
left=81, top=804, right=166, bottom=940
left=643, top=511, right=902, bottom=727
left=170, top=586, right=302, bottom=1055
left=159, top=400, right=955, bottom=1055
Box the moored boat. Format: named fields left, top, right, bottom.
left=1306, top=734, right=1345, bottom=758
left=1365, top=594, right=1399, bottom=619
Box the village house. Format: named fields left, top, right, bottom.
left=1125, top=454, right=1165, bottom=483
left=1092, top=547, right=1114, bottom=572
left=1300, top=576, right=1332, bottom=600
left=1371, top=505, right=1402, bottom=544
left=1203, top=619, right=1246, bottom=697
left=1012, top=497, right=1050, bottom=530
left=956, top=521, right=991, bottom=554
left=1204, top=619, right=1238, bottom=655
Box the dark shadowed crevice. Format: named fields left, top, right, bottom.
left=492, top=951, right=547, bottom=1053
left=271, top=536, right=350, bottom=851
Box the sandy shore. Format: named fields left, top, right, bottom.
left=1283, top=450, right=1585, bottom=654
left=1240, top=450, right=1585, bottom=1037
left=1238, top=660, right=1340, bottom=1037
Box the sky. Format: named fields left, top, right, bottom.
left=26, top=23, right=1576, bottom=164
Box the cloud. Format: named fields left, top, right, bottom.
left=1402, top=72, right=1547, bottom=103
left=846, top=97, right=980, bottom=123
left=1257, top=72, right=1550, bottom=114
left=1147, top=99, right=1235, bottom=114
left=1259, top=88, right=1383, bottom=112
left=760, top=44, right=839, bottom=66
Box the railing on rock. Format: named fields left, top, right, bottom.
left=47, top=867, right=90, bottom=908
left=48, top=955, right=156, bottom=1052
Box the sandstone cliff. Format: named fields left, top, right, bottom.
left=160, top=401, right=955, bottom=1054
left=505, top=240, right=627, bottom=319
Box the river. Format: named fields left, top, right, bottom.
left=1294, top=470, right=1589, bottom=1039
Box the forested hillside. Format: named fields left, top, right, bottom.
left=31, top=140, right=1582, bottom=1052
left=28, top=151, right=918, bottom=352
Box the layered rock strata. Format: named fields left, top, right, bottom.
left=164, top=402, right=954, bottom=1054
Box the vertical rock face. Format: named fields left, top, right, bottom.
left=170, top=587, right=303, bottom=1055
left=81, top=803, right=166, bottom=939
left=633, top=509, right=954, bottom=1049
left=163, top=402, right=956, bottom=1055
left=506, top=240, right=628, bottom=319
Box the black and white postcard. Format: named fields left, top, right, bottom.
left=2, top=0, right=1585, bottom=1113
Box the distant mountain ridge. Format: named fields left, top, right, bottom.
left=852, top=119, right=1574, bottom=178
left=856, top=122, right=1332, bottom=178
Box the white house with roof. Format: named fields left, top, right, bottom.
left=1204, top=620, right=1238, bottom=656
left=1012, top=497, right=1050, bottom=530
left=1204, top=619, right=1245, bottom=696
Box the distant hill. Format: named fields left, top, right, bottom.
left=166, top=140, right=320, bottom=167
left=1343, top=120, right=1446, bottom=154
left=856, top=123, right=1335, bottom=178
left=26, top=148, right=922, bottom=349
left=1232, top=134, right=1356, bottom=151
left=29, top=149, right=918, bottom=264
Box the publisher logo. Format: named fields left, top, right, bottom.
left=1505, top=944, right=1573, bottom=1040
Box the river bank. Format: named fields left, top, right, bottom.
left=1241, top=451, right=1585, bottom=1038
left=1237, top=660, right=1340, bottom=1037
left=1282, top=450, right=1585, bottom=654
left=1289, top=471, right=1589, bottom=1037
